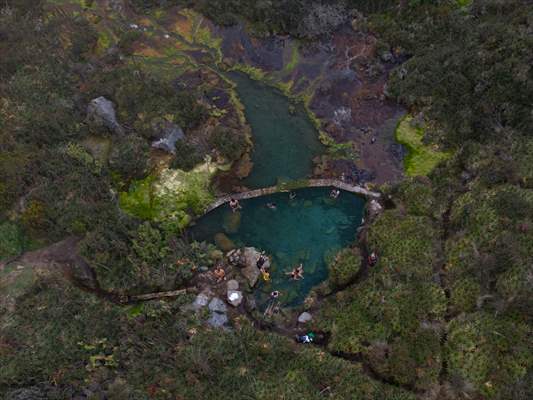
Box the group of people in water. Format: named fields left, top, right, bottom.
left=228, top=187, right=342, bottom=214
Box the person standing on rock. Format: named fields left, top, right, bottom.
left=256, top=252, right=268, bottom=269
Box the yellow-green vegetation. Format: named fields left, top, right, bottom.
left=284, top=43, right=300, bottom=74
left=395, top=116, right=449, bottom=176
left=231, top=63, right=267, bottom=82
left=119, top=161, right=218, bottom=231
left=95, top=28, right=115, bottom=55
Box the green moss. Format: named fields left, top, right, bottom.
left=95, top=28, right=114, bottom=55
left=395, top=116, right=450, bottom=176
left=231, top=63, right=267, bottom=81
left=119, top=175, right=157, bottom=220
left=0, top=221, right=26, bottom=261
left=284, top=44, right=300, bottom=74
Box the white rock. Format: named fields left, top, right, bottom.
left=298, top=312, right=312, bottom=324
left=227, top=290, right=243, bottom=307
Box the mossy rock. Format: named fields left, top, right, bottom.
left=214, top=232, right=236, bottom=252
left=222, top=211, right=241, bottom=234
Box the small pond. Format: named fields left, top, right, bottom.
left=190, top=187, right=365, bottom=307
left=229, top=72, right=324, bottom=188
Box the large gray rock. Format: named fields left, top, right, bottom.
left=240, top=247, right=270, bottom=287
left=151, top=121, right=185, bottom=154
left=208, top=297, right=227, bottom=314
left=86, top=97, right=124, bottom=135
left=366, top=199, right=383, bottom=220
left=298, top=312, right=313, bottom=324
left=192, top=293, right=210, bottom=310
left=227, top=279, right=239, bottom=291
left=227, top=290, right=243, bottom=307
left=207, top=312, right=228, bottom=328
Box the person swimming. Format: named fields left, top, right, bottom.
left=286, top=264, right=304, bottom=280
left=289, top=192, right=296, bottom=200
left=266, top=202, right=277, bottom=210
left=229, top=198, right=241, bottom=212
left=330, top=189, right=340, bottom=199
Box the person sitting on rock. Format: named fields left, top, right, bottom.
left=368, top=252, right=378, bottom=267
left=213, top=265, right=226, bottom=282
left=229, top=198, right=241, bottom=213
left=330, top=189, right=340, bottom=199
left=260, top=267, right=271, bottom=282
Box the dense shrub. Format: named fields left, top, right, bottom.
left=171, top=140, right=204, bottom=171
left=109, top=135, right=150, bottom=182
left=208, top=127, right=247, bottom=163
left=328, top=247, right=361, bottom=288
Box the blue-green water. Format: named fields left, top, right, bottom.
left=191, top=188, right=365, bottom=306
left=229, top=72, right=324, bottom=188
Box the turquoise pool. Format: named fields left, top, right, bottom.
left=191, top=187, right=365, bottom=306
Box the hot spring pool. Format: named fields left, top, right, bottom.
left=190, top=187, right=365, bottom=306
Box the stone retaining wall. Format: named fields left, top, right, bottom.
left=205, top=179, right=380, bottom=213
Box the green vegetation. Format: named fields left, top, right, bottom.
left=0, top=222, right=26, bottom=261
left=395, top=116, right=449, bottom=176
left=1, top=0, right=532, bottom=399
left=327, top=247, right=361, bottom=288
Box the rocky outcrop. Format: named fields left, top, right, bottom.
left=207, top=312, right=228, bottom=328
left=227, top=247, right=269, bottom=288
left=86, top=97, right=124, bottom=135
left=226, top=280, right=243, bottom=307
left=208, top=297, right=227, bottom=314
left=151, top=121, right=185, bottom=154
left=366, top=199, right=383, bottom=221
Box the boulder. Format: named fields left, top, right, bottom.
left=366, top=199, right=383, bottom=220
left=227, top=248, right=244, bottom=266
left=151, top=121, right=185, bottom=154
left=380, top=51, right=394, bottom=63
left=207, top=312, right=228, bottom=328
left=192, top=293, right=210, bottom=310
left=239, top=247, right=269, bottom=287
left=227, top=290, right=243, bottom=307
left=208, top=297, right=227, bottom=314
left=298, top=312, right=312, bottom=324
left=227, top=279, right=239, bottom=291
left=86, top=97, right=124, bottom=135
